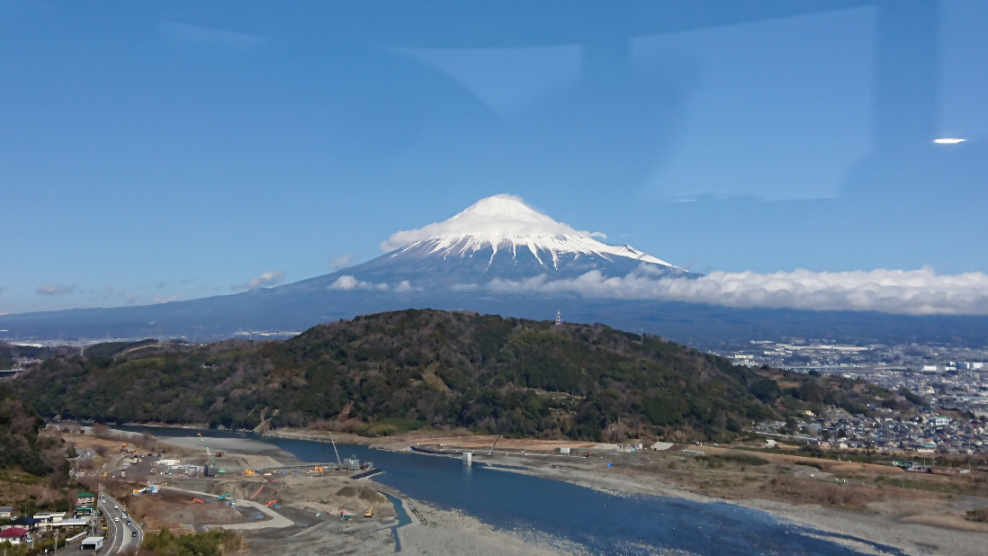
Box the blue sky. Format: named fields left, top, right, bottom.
left=1, top=0, right=987, bottom=314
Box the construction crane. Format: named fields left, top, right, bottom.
left=198, top=433, right=225, bottom=474
left=329, top=432, right=343, bottom=470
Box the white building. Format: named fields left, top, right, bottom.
left=81, top=537, right=105, bottom=551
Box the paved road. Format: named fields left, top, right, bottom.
left=99, top=495, right=144, bottom=555
left=70, top=449, right=95, bottom=480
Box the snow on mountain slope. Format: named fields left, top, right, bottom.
left=381, top=194, right=676, bottom=269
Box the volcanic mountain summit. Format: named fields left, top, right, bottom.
left=2, top=194, right=985, bottom=348
left=307, top=194, right=688, bottom=291
left=383, top=194, right=673, bottom=268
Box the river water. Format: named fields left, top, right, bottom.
left=121, top=427, right=903, bottom=556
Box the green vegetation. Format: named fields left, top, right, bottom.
left=711, top=452, right=770, bottom=467
left=0, top=383, right=79, bottom=520
left=82, top=338, right=159, bottom=359
left=0, top=340, right=59, bottom=370
left=141, top=529, right=245, bottom=556
left=966, top=507, right=988, bottom=523
left=873, top=475, right=967, bottom=495
left=0, top=383, right=51, bottom=476
left=10, top=310, right=911, bottom=442
left=0, top=536, right=71, bottom=556
left=698, top=452, right=771, bottom=469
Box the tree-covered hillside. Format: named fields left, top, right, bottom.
left=10, top=310, right=903, bottom=442
left=0, top=383, right=56, bottom=476
left=0, top=340, right=60, bottom=370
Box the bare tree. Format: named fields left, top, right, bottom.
left=94, top=444, right=109, bottom=457
left=92, top=423, right=111, bottom=439
left=136, top=431, right=156, bottom=450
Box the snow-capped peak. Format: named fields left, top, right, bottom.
left=381, top=194, right=675, bottom=268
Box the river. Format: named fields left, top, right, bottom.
left=120, top=426, right=904, bottom=556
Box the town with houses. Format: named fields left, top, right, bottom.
left=0, top=491, right=98, bottom=550
left=720, top=340, right=988, bottom=460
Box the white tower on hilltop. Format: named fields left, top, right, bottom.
left=555, top=311, right=562, bottom=326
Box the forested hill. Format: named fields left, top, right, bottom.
left=0, top=383, right=55, bottom=476
left=10, top=310, right=904, bottom=442
left=0, top=339, right=61, bottom=370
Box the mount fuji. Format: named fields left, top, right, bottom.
left=299, top=194, right=691, bottom=292
left=4, top=195, right=986, bottom=348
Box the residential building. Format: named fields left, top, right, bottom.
left=0, top=527, right=30, bottom=545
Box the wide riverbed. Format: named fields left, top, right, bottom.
left=124, top=427, right=903, bottom=555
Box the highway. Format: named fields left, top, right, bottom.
left=99, top=494, right=144, bottom=555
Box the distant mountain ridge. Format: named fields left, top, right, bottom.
left=2, top=195, right=988, bottom=347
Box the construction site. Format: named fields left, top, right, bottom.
left=66, top=428, right=411, bottom=555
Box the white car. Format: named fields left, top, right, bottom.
left=114, top=517, right=120, bottom=522
left=114, top=505, right=119, bottom=510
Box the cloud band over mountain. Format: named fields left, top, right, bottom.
left=486, top=266, right=988, bottom=316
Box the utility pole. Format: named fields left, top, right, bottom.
left=92, top=483, right=102, bottom=538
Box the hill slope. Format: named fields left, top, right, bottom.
left=0, top=383, right=54, bottom=476
left=10, top=310, right=902, bottom=441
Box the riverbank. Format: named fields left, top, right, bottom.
left=393, top=495, right=588, bottom=556
left=152, top=429, right=988, bottom=556
left=148, top=433, right=583, bottom=556
left=489, top=454, right=987, bottom=556
left=151, top=435, right=304, bottom=468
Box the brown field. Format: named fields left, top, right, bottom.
left=407, top=434, right=596, bottom=452
left=128, top=490, right=245, bottom=531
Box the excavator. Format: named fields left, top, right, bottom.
left=242, top=469, right=256, bottom=476
left=265, top=499, right=280, bottom=508
left=364, top=506, right=374, bottom=518
left=192, top=498, right=205, bottom=504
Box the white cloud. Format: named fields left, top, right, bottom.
left=395, top=280, right=421, bottom=293
left=328, top=275, right=388, bottom=291
left=329, top=276, right=359, bottom=290
left=234, top=271, right=287, bottom=291
left=154, top=292, right=187, bottom=304
left=37, top=283, right=77, bottom=296
left=329, top=255, right=352, bottom=271
left=394, top=280, right=412, bottom=293
left=486, top=265, right=988, bottom=316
